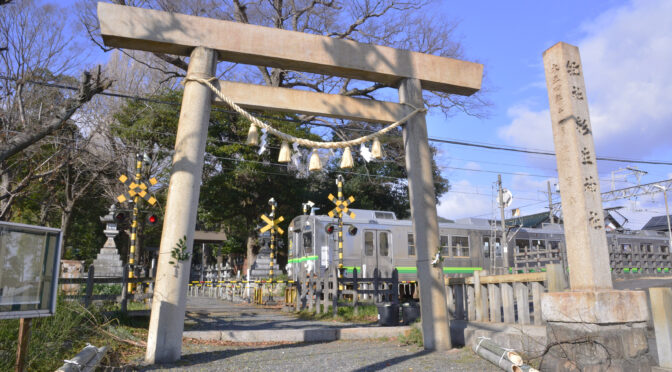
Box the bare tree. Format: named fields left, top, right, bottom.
left=0, top=0, right=112, bottom=221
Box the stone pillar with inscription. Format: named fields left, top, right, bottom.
left=540, top=42, right=649, bottom=371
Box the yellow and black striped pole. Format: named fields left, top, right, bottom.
left=327, top=177, right=355, bottom=280
left=128, top=153, right=143, bottom=293
left=337, top=175, right=344, bottom=278
left=269, top=200, right=276, bottom=277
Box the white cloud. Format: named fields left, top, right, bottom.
left=498, top=106, right=553, bottom=151
left=500, top=0, right=672, bottom=159
left=437, top=179, right=493, bottom=219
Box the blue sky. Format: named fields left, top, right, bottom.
left=428, top=0, right=672, bottom=226
left=52, top=0, right=672, bottom=227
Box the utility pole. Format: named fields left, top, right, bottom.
left=654, top=185, right=672, bottom=249
left=547, top=181, right=555, bottom=224
left=498, top=174, right=509, bottom=272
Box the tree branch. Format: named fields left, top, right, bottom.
left=0, top=68, right=112, bottom=163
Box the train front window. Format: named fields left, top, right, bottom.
left=440, top=235, right=450, bottom=256
left=451, top=236, right=469, bottom=257
left=379, top=232, right=389, bottom=256
left=302, top=232, right=313, bottom=254
left=532, top=239, right=546, bottom=251
left=516, top=239, right=529, bottom=254
left=483, top=237, right=501, bottom=258
left=407, top=234, right=415, bottom=256
left=365, top=231, right=374, bottom=256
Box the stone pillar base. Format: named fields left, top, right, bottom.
left=540, top=290, right=651, bottom=372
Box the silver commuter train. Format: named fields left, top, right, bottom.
left=286, top=209, right=672, bottom=282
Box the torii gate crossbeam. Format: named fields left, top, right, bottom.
left=97, top=2, right=483, bottom=363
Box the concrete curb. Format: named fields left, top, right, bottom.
left=184, top=326, right=412, bottom=343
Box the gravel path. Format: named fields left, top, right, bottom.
left=134, top=296, right=500, bottom=371
left=139, top=339, right=500, bottom=372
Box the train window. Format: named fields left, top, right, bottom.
left=661, top=245, right=669, bottom=253
left=407, top=234, right=415, bottom=256
left=365, top=232, right=374, bottom=256
left=451, top=236, right=469, bottom=257
left=641, top=243, right=652, bottom=253
left=440, top=235, right=450, bottom=256
left=532, top=239, right=546, bottom=251
left=379, top=232, right=390, bottom=256
left=515, top=239, right=529, bottom=254
left=483, top=237, right=502, bottom=258
left=548, top=241, right=560, bottom=251
left=621, top=243, right=631, bottom=253
left=303, top=232, right=313, bottom=254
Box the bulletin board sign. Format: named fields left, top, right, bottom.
left=0, top=222, right=62, bottom=319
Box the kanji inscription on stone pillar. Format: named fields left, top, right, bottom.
left=542, top=42, right=612, bottom=291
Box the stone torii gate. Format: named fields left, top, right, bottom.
left=97, top=3, right=482, bottom=363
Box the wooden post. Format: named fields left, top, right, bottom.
left=15, top=318, right=31, bottom=372
left=467, top=285, right=475, bottom=321
left=474, top=271, right=484, bottom=321
left=531, top=282, right=543, bottom=325
left=294, top=280, right=301, bottom=311
left=308, top=275, right=314, bottom=311
left=146, top=47, right=217, bottom=363
left=120, top=264, right=129, bottom=313
left=84, top=265, right=95, bottom=308
left=514, top=282, right=530, bottom=325
left=488, top=284, right=502, bottom=322
left=372, top=268, right=379, bottom=303
left=501, top=283, right=515, bottom=324
left=391, top=269, right=399, bottom=305
left=399, top=77, right=451, bottom=350
left=446, top=285, right=455, bottom=317
left=546, top=263, right=567, bottom=292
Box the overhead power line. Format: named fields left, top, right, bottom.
left=3, top=76, right=672, bottom=166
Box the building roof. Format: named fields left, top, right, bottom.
left=642, top=215, right=672, bottom=231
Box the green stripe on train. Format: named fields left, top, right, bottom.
left=288, top=256, right=318, bottom=263
left=395, top=267, right=483, bottom=274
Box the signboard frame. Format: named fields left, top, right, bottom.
left=0, top=221, right=63, bottom=320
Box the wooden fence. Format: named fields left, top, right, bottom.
left=445, top=263, right=567, bottom=325
left=291, top=268, right=400, bottom=315
left=59, top=265, right=153, bottom=311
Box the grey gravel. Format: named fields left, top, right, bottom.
left=139, top=339, right=500, bottom=372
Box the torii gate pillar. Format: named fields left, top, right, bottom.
left=399, top=78, right=451, bottom=350
left=145, top=47, right=217, bottom=363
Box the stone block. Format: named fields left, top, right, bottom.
left=542, top=322, right=650, bottom=371
left=542, top=290, right=648, bottom=324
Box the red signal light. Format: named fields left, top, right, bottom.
left=326, top=225, right=334, bottom=234
left=115, top=212, right=126, bottom=222
left=147, top=214, right=158, bottom=225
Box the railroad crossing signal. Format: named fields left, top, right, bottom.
left=117, top=174, right=158, bottom=205
left=328, top=194, right=356, bottom=219
left=260, top=214, right=285, bottom=235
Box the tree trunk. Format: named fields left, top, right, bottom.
left=245, top=235, right=257, bottom=273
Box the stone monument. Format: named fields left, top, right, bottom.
left=92, top=205, right=124, bottom=278
left=540, top=42, right=649, bottom=371
left=250, top=238, right=280, bottom=278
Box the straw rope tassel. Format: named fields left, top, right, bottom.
left=340, top=147, right=354, bottom=169
left=308, top=149, right=322, bottom=171
left=246, top=124, right=259, bottom=146
left=278, top=141, right=291, bottom=163
left=371, top=137, right=383, bottom=159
